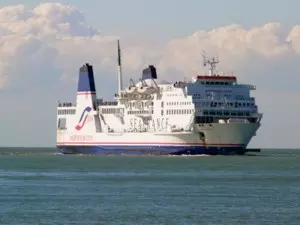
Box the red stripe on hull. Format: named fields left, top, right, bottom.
left=56, top=142, right=244, bottom=146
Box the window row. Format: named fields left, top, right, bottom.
left=128, top=110, right=153, bottom=115
left=203, top=111, right=251, bottom=116
left=194, top=101, right=255, bottom=107
left=166, top=101, right=192, bottom=106
left=128, top=101, right=154, bottom=108
left=57, top=109, right=76, bottom=115
left=166, top=109, right=193, bottom=115
left=200, top=81, right=233, bottom=85
left=102, top=108, right=122, bottom=114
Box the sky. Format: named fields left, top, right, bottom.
left=0, top=0, right=300, bottom=148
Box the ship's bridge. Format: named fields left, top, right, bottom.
left=191, top=75, right=237, bottom=85
left=191, top=75, right=256, bottom=90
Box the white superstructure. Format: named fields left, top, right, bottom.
left=56, top=41, right=262, bottom=155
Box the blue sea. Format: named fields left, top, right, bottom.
left=0, top=148, right=299, bottom=225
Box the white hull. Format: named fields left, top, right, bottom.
left=57, top=123, right=260, bottom=153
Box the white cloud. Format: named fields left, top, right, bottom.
left=157, top=23, right=295, bottom=80
left=1, top=3, right=300, bottom=88
left=287, top=25, right=300, bottom=54
left=0, top=2, right=300, bottom=147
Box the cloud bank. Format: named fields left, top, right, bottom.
left=0, top=3, right=300, bottom=148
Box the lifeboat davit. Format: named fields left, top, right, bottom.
left=137, top=86, right=157, bottom=94
left=126, top=86, right=137, bottom=94
left=137, top=86, right=147, bottom=93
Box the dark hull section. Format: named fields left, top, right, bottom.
left=56, top=145, right=247, bottom=155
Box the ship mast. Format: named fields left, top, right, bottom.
left=202, top=51, right=219, bottom=76
left=117, top=40, right=123, bottom=96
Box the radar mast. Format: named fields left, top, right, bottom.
left=202, top=51, right=219, bottom=76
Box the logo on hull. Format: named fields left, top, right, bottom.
left=75, top=106, right=92, bottom=130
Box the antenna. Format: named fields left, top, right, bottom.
left=117, top=40, right=123, bottom=96
left=202, top=50, right=207, bottom=67
left=202, top=50, right=219, bottom=76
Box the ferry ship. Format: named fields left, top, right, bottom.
left=56, top=40, right=263, bottom=155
